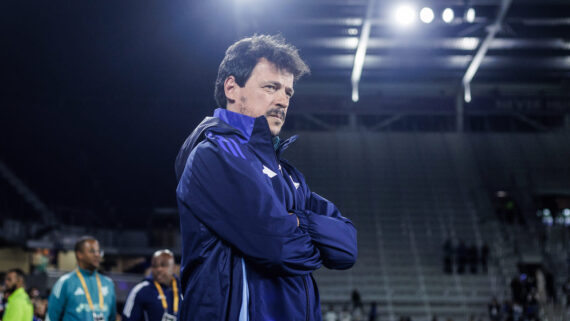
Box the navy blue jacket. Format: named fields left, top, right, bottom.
left=175, top=108, right=357, bottom=321
left=122, top=276, right=181, bottom=321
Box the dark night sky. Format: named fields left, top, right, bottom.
left=1, top=1, right=254, bottom=213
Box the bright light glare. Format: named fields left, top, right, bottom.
left=442, top=8, right=455, bottom=23
left=419, top=7, right=434, bottom=24
left=352, top=88, right=359, bottom=103
left=393, top=5, right=416, bottom=26
left=460, top=37, right=479, bottom=50
left=347, top=28, right=359, bottom=36
left=465, top=8, right=476, bottom=23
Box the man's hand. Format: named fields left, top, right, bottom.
left=289, top=213, right=299, bottom=227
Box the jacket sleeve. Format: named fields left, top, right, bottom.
left=122, top=282, right=149, bottom=321
left=294, top=191, right=357, bottom=270
left=47, top=276, right=69, bottom=321
left=176, top=140, right=322, bottom=276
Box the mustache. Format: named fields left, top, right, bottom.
left=266, top=109, right=285, bottom=120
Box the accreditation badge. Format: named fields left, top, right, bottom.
left=92, top=312, right=105, bottom=321
left=161, top=312, right=177, bottom=321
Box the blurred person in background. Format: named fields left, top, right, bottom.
left=368, top=302, right=377, bottom=321
left=468, top=243, right=478, bottom=274
left=0, top=272, right=6, bottom=318
left=31, top=249, right=49, bottom=274
left=443, top=238, right=454, bottom=274
left=122, top=249, right=181, bottom=321
left=480, top=243, right=489, bottom=274
left=2, top=268, right=33, bottom=321
left=488, top=297, right=501, bottom=321
left=456, top=240, right=467, bottom=274
left=47, top=236, right=116, bottom=321
left=32, top=298, right=47, bottom=321
left=323, top=304, right=338, bottom=321
left=351, top=289, right=363, bottom=311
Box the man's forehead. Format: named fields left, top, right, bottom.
left=253, top=59, right=294, bottom=84
left=84, top=240, right=99, bottom=248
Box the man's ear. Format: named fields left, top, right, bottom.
left=224, top=76, right=239, bottom=105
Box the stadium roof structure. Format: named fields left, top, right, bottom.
left=225, top=0, right=570, bottom=131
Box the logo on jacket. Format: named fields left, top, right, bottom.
left=289, top=175, right=300, bottom=189
left=262, top=165, right=277, bottom=178
left=74, top=287, right=85, bottom=296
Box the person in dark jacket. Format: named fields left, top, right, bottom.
left=122, top=250, right=181, bottom=321
left=443, top=238, right=453, bottom=274
left=175, top=34, right=358, bottom=321
left=456, top=240, right=467, bottom=274
left=480, top=243, right=489, bottom=273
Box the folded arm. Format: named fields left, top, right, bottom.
left=177, top=140, right=322, bottom=276
left=294, top=191, right=357, bottom=270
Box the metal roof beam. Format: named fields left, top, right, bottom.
left=350, top=0, right=375, bottom=103
left=462, top=0, right=514, bottom=102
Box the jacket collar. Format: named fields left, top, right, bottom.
left=213, top=108, right=297, bottom=157
left=145, top=275, right=180, bottom=287
left=214, top=108, right=255, bottom=141
left=78, top=267, right=96, bottom=276
left=8, top=287, right=26, bottom=300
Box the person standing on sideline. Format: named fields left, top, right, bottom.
left=2, top=268, right=33, bottom=321
left=47, top=236, right=116, bottom=321
left=123, top=250, right=181, bottom=321
left=175, top=34, right=358, bottom=321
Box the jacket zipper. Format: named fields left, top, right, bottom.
left=303, top=276, right=309, bottom=321
left=276, top=142, right=307, bottom=321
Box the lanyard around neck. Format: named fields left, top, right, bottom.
left=75, top=269, right=104, bottom=312
left=153, top=279, right=178, bottom=314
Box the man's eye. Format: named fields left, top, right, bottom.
left=265, top=85, right=276, bottom=90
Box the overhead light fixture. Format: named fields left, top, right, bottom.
left=465, top=8, right=476, bottom=23
left=393, top=4, right=416, bottom=27
left=459, top=37, right=479, bottom=50
left=419, top=7, right=434, bottom=24
left=347, top=28, right=359, bottom=36
left=352, top=89, right=359, bottom=103
left=464, top=81, right=472, bottom=103
left=442, top=8, right=455, bottom=24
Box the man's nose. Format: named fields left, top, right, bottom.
left=275, top=90, right=289, bottom=108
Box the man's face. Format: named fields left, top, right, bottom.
left=76, top=240, right=101, bottom=270
left=151, top=254, right=175, bottom=285
left=4, top=272, right=20, bottom=293
left=226, top=58, right=295, bottom=136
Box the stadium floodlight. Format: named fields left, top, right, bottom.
left=465, top=8, right=476, bottom=23
left=419, top=7, right=434, bottom=24
left=393, top=4, right=416, bottom=27
left=442, top=8, right=455, bottom=23
left=348, top=28, right=359, bottom=36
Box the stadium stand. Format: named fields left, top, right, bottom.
left=282, top=132, right=570, bottom=320
left=2, top=132, right=570, bottom=320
